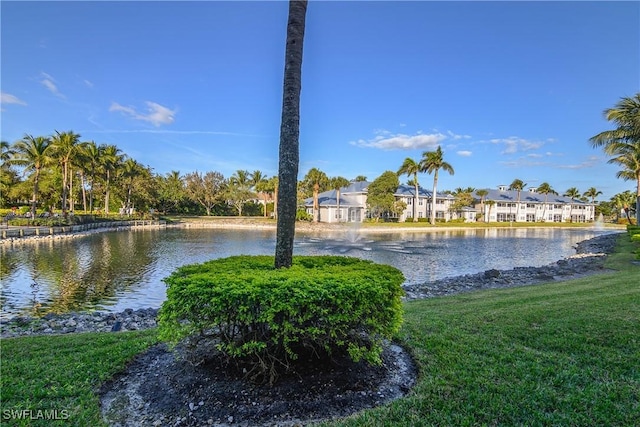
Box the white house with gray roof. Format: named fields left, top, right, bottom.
left=304, top=182, right=456, bottom=223
left=476, top=185, right=595, bottom=223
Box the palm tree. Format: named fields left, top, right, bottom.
left=330, top=176, right=350, bottom=222
left=537, top=182, right=557, bottom=222
left=100, top=144, right=124, bottom=214
left=269, top=176, right=279, bottom=220
left=51, top=130, right=83, bottom=213
left=611, top=190, right=636, bottom=224
left=420, top=146, right=454, bottom=225
left=485, top=200, right=496, bottom=222
left=607, top=146, right=640, bottom=221
left=0, top=141, right=17, bottom=206
left=589, top=93, right=640, bottom=225
left=303, top=167, right=329, bottom=222
left=229, top=169, right=254, bottom=216
left=1, top=141, right=15, bottom=166
left=81, top=142, right=102, bottom=213
left=508, top=179, right=526, bottom=222
left=583, top=187, right=603, bottom=204
left=397, top=157, right=423, bottom=222
left=475, top=189, right=488, bottom=222
left=564, top=187, right=581, bottom=222
left=120, top=158, right=146, bottom=213
left=275, top=0, right=307, bottom=268
left=10, top=135, right=52, bottom=218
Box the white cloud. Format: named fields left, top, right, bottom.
left=40, top=72, right=64, bottom=98
left=448, top=130, right=472, bottom=140
left=109, top=101, right=176, bottom=127
left=1, top=92, right=27, bottom=106
left=83, top=79, right=94, bottom=88
left=556, top=156, right=599, bottom=170
left=456, top=150, right=472, bottom=157
left=351, top=129, right=448, bottom=150
left=490, top=137, right=544, bottom=154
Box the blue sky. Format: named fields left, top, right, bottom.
left=1, top=1, right=638, bottom=201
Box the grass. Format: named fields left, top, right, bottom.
left=0, top=330, right=158, bottom=426
left=1, top=235, right=638, bottom=426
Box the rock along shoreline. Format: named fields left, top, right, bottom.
left=0, top=232, right=621, bottom=339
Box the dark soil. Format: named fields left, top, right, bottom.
left=99, top=340, right=417, bottom=427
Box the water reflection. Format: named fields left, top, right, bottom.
left=0, top=227, right=610, bottom=319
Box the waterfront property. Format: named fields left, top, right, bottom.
left=478, top=185, right=596, bottom=223
left=304, top=181, right=456, bottom=223
left=305, top=182, right=596, bottom=223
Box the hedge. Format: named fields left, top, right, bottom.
left=158, top=255, right=405, bottom=382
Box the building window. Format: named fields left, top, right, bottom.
left=419, top=199, right=424, bottom=205
left=497, top=213, right=516, bottom=222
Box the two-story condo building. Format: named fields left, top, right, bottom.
left=304, top=182, right=456, bottom=223
left=476, top=185, right=596, bottom=223
left=304, top=182, right=596, bottom=223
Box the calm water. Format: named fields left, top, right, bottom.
left=0, top=227, right=609, bottom=319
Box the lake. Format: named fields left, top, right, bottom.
left=0, top=226, right=608, bottom=319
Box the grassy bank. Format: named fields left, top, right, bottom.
left=1, top=235, right=638, bottom=426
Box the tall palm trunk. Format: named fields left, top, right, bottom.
left=313, top=183, right=319, bottom=222
left=69, top=166, right=74, bottom=212
left=80, top=171, right=87, bottom=212
left=31, top=168, right=40, bottom=220
left=273, top=185, right=278, bottom=220
left=104, top=170, right=111, bottom=214
left=413, top=175, right=419, bottom=222
left=430, top=171, right=439, bottom=225
left=275, top=0, right=307, bottom=269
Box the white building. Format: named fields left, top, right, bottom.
left=304, top=182, right=456, bottom=223
left=476, top=186, right=596, bottom=223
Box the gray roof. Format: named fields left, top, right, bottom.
left=394, top=184, right=454, bottom=199
left=478, top=188, right=591, bottom=205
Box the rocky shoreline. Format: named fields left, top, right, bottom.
left=0, top=233, right=621, bottom=339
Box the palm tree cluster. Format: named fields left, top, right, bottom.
left=1, top=132, right=281, bottom=218
left=590, top=93, right=640, bottom=225
left=397, top=146, right=455, bottom=225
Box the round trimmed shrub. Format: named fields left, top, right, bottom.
left=158, top=255, right=405, bottom=381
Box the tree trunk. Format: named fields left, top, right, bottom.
left=81, top=172, right=87, bottom=212
left=430, top=172, right=439, bottom=225
left=313, top=184, right=319, bottom=222
left=105, top=170, right=110, bottom=214
left=275, top=0, right=307, bottom=269
left=413, top=178, right=418, bottom=222
left=31, top=168, right=40, bottom=220
left=273, top=185, right=278, bottom=220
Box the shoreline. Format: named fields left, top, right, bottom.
left=0, top=232, right=622, bottom=339
left=0, top=218, right=623, bottom=245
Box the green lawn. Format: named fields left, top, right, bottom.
left=1, top=235, right=638, bottom=426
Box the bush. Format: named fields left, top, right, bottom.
left=296, top=209, right=312, bottom=221
left=158, top=255, right=405, bottom=383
